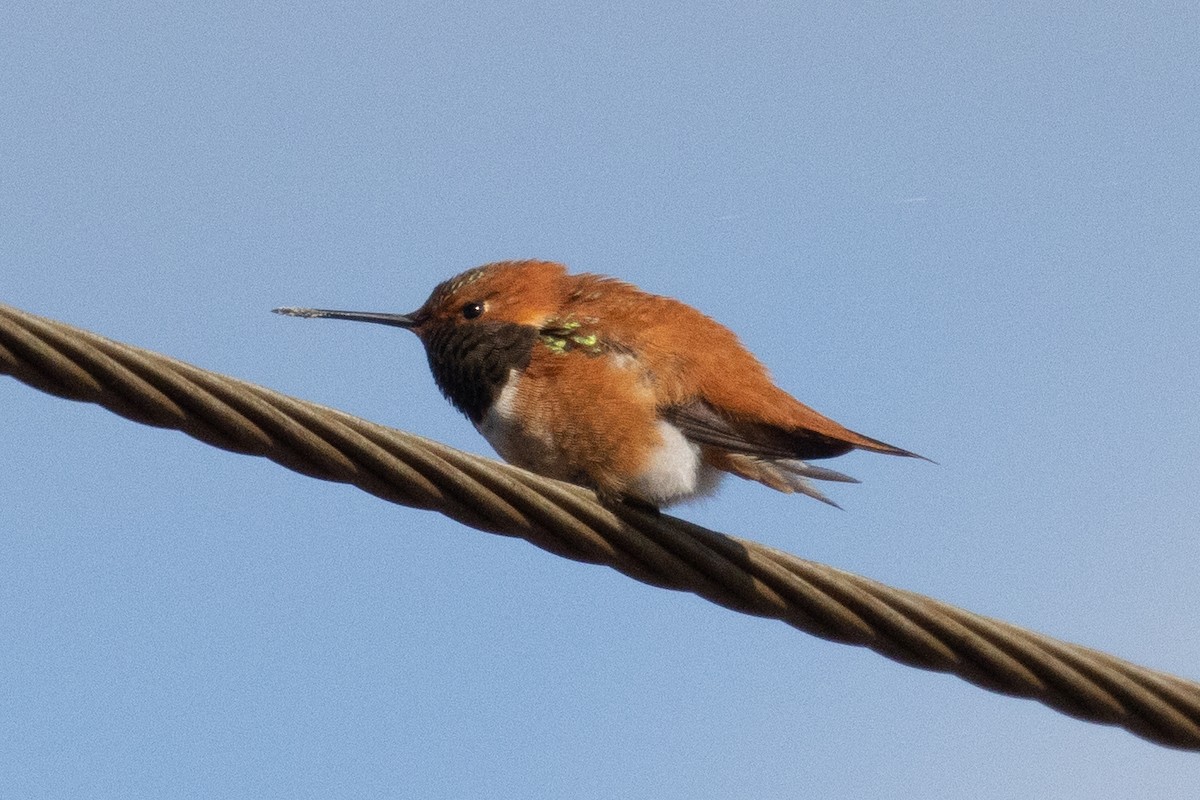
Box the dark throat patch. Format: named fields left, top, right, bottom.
left=421, top=322, right=539, bottom=422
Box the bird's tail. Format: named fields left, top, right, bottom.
left=704, top=451, right=860, bottom=508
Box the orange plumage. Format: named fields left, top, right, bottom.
left=275, top=260, right=920, bottom=507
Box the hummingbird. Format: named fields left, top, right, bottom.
left=274, top=260, right=921, bottom=508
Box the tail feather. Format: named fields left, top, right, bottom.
left=775, top=459, right=860, bottom=484
left=703, top=451, right=854, bottom=508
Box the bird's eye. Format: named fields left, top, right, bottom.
left=460, top=301, right=485, bottom=320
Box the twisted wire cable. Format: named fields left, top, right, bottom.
left=2, top=301, right=1198, bottom=751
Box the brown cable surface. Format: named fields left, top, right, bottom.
left=2, top=301, right=1198, bottom=750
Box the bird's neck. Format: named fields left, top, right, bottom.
left=422, top=322, right=539, bottom=422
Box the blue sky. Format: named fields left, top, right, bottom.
left=3, top=2, right=1198, bottom=797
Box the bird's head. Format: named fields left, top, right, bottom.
left=273, top=260, right=570, bottom=343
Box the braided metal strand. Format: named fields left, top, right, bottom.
left=2, top=301, right=1198, bottom=750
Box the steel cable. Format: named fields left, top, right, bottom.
left=2, top=301, right=1198, bottom=750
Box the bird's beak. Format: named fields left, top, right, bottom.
left=272, top=307, right=420, bottom=329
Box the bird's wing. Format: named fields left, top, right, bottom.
left=663, top=399, right=861, bottom=504
left=662, top=399, right=860, bottom=461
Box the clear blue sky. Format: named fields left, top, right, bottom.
left=3, top=3, right=1198, bottom=797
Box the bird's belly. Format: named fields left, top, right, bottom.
left=478, top=377, right=720, bottom=505
left=625, top=420, right=722, bottom=505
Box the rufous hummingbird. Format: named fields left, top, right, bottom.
left=274, top=260, right=920, bottom=507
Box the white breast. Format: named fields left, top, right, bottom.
left=476, top=370, right=554, bottom=471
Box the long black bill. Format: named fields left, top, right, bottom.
left=272, top=307, right=418, bottom=329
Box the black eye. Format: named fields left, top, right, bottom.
left=461, top=301, right=484, bottom=319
